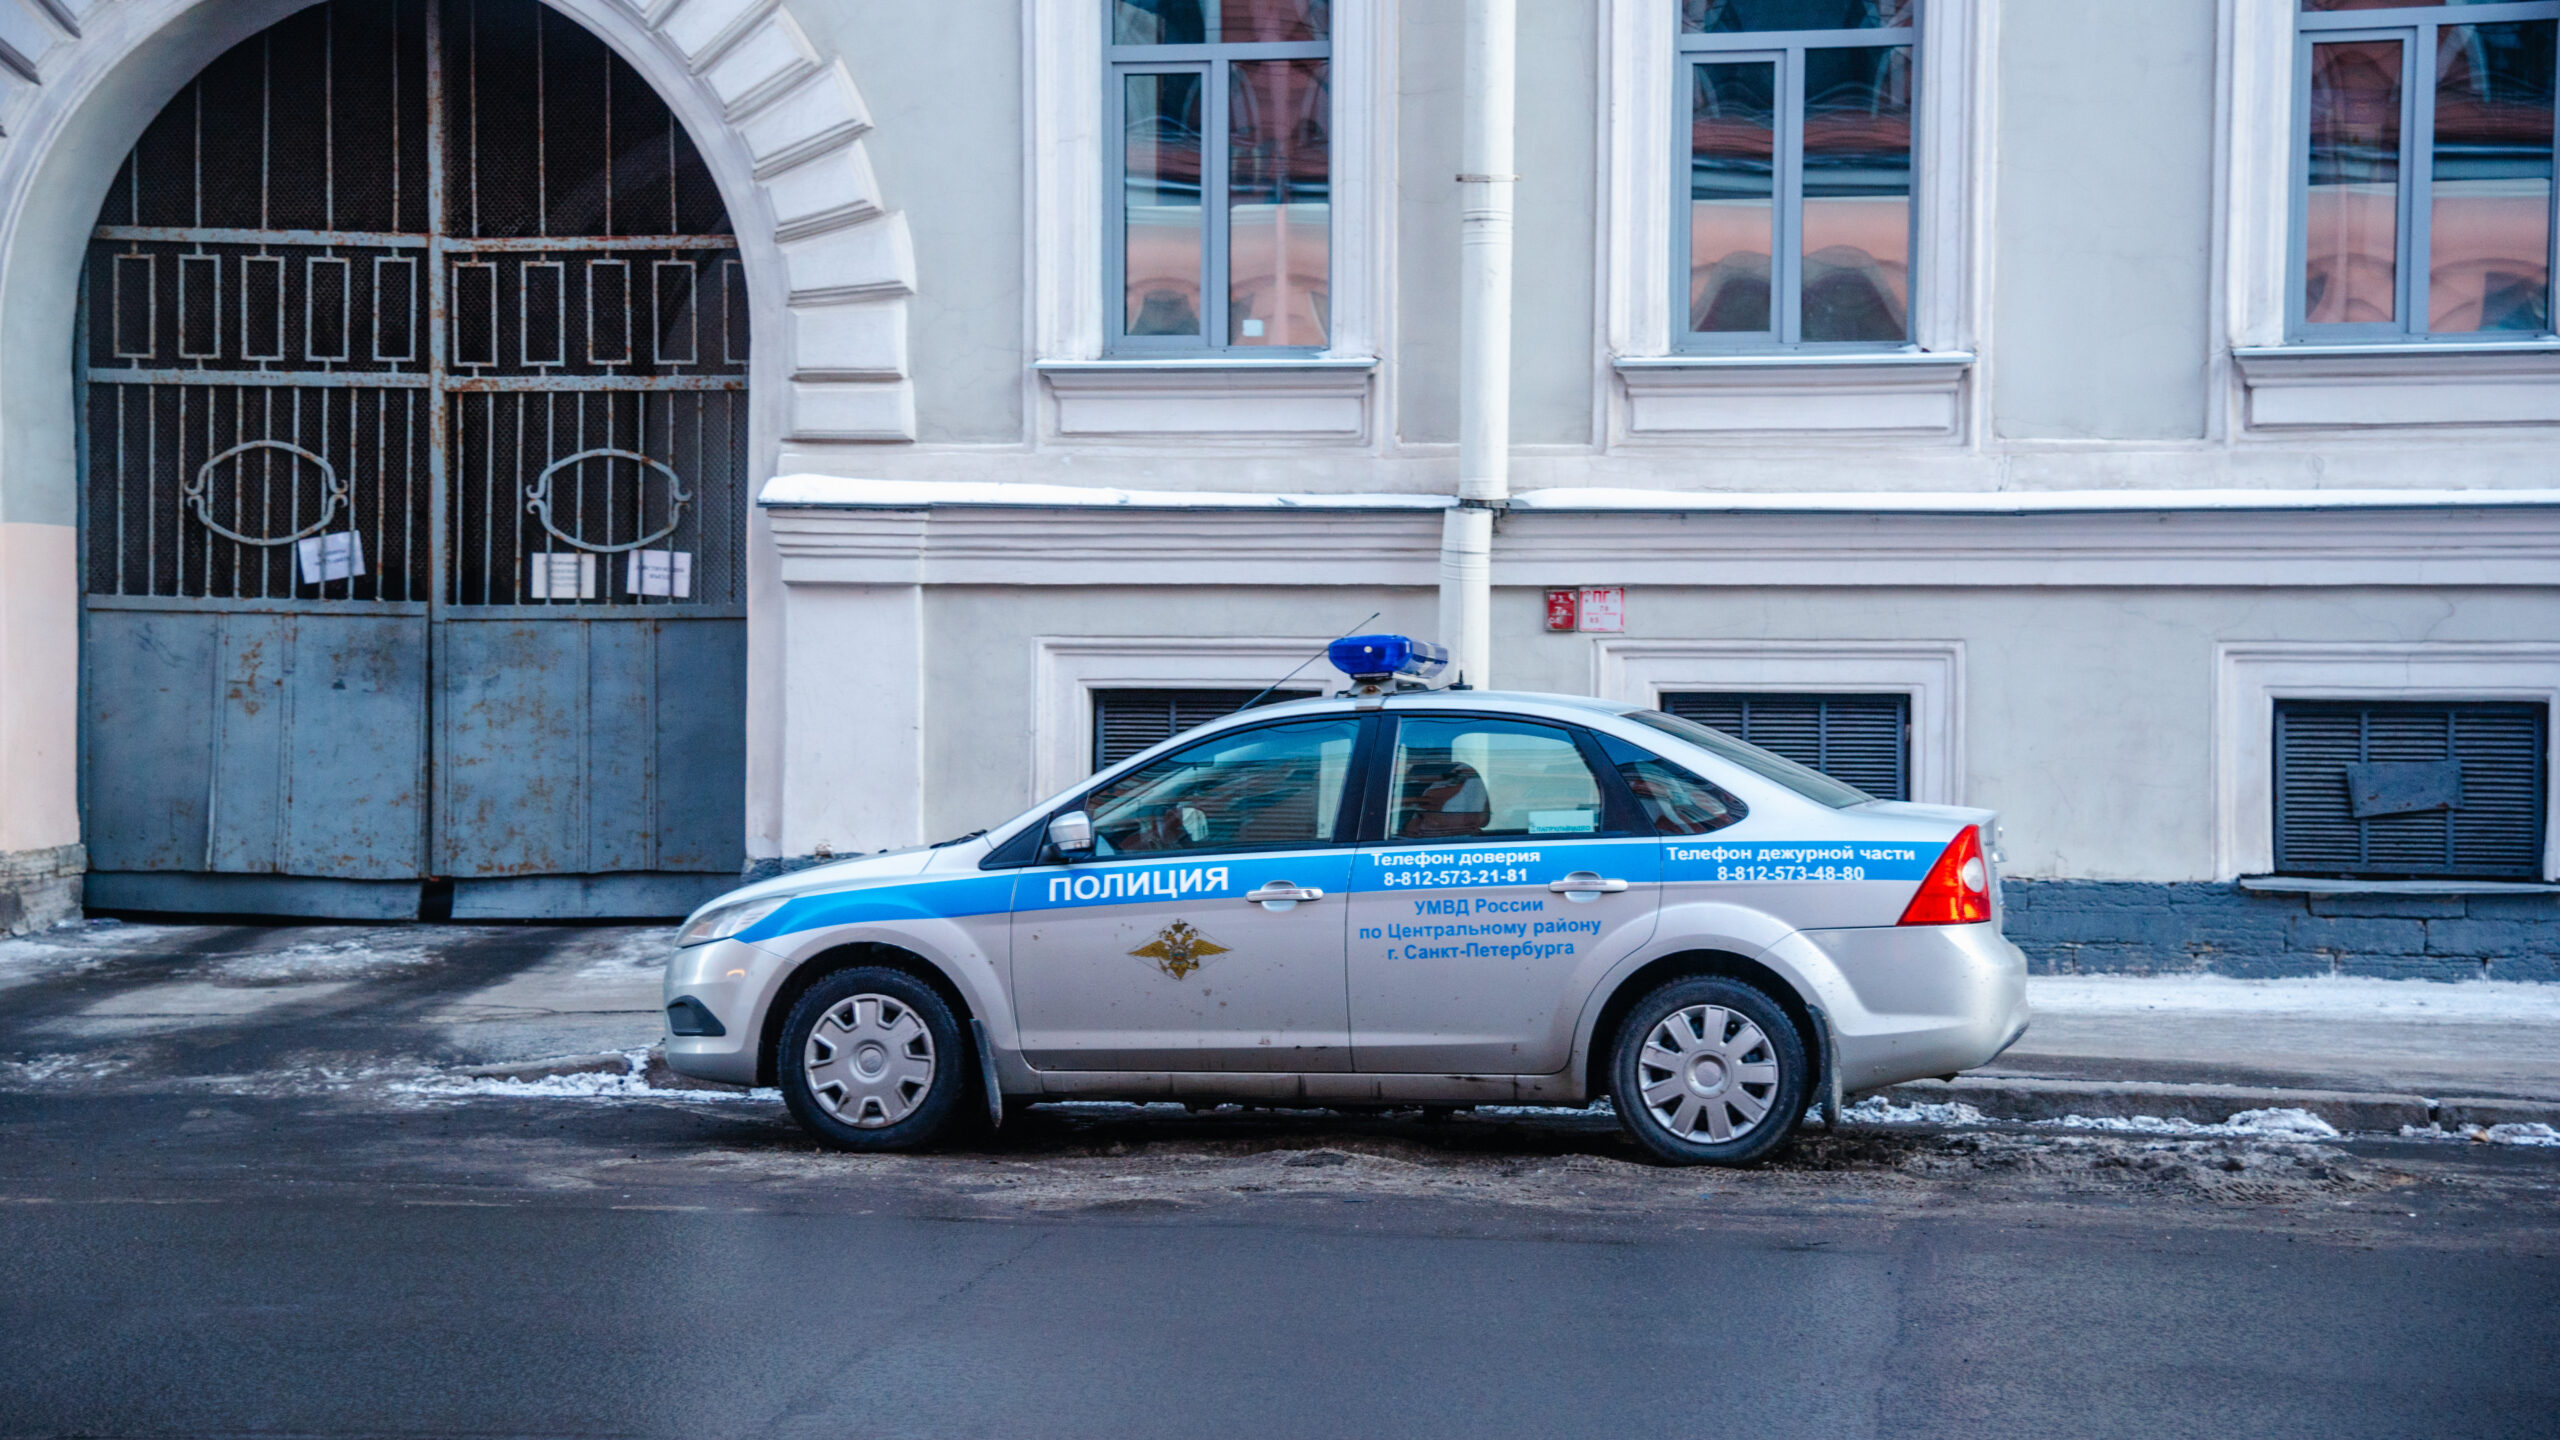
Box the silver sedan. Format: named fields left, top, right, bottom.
left=663, top=686, right=2029, bottom=1165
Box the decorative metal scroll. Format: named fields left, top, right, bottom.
left=183, top=440, right=350, bottom=546
left=524, top=448, right=692, bottom=554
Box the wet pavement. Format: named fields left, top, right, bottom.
left=1, top=921, right=2555, bottom=1438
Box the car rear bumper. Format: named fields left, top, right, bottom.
left=1796, top=921, right=2031, bottom=1095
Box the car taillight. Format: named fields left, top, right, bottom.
left=1898, top=824, right=1991, bottom=926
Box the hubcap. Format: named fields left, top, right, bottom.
left=1638, top=1004, right=1780, bottom=1144
left=802, top=994, right=935, bottom=1128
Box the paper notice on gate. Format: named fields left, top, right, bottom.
left=625, top=549, right=692, bottom=598
left=295, top=531, right=366, bottom=585
left=528, top=551, right=597, bottom=600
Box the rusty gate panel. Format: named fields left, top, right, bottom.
left=81, top=610, right=219, bottom=872
left=78, top=0, right=749, bottom=919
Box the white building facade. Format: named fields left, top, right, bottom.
left=0, top=0, right=2552, bottom=977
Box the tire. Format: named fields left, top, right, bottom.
left=776, top=966, right=969, bottom=1152
left=1608, top=976, right=1809, bottom=1166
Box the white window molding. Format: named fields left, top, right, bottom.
left=1025, top=0, right=1388, bottom=440
left=1598, top=0, right=1988, bottom=441
left=1614, top=349, right=1973, bottom=438
left=1590, top=639, right=1965, bottom=806
left=2213, top=643, right=2560, bottom=882
left=1030, top=637, right=1344, bottom=801
left=1034, top=356, right=1378, bottom=441
left=2220, top=2, right=2560, bottom=430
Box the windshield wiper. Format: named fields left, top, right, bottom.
left=930, top=829, right=988, bottom=848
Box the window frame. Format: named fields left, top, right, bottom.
left=1672, top=10, right=1922, bottom=352
left=1104, top=14, right=1332, bottom=356
left=2289, top=1, right=2560, bottom=343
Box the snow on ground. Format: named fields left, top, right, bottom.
left=197, top=930, right=446, bottom=984
left=2026, top=973, right=2560, bottom=1023
left=2400, top=1121, right=2560, bottom=1148
left=558, top=928, right=680, bottom=982
left=1838, top=1096, right=2343, bottom=1139
left=392, top=1049, right=777, bottom=1105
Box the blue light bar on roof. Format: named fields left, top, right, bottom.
left=1328, top=634, right=1451, bottom=686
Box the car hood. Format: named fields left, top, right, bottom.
left=683, top=845, right=944, bottom=923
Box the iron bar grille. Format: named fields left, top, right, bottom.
left=2274, top=700, right=2548, bottom=880
left=1658, top=691, right=1911, bottom=801
left=82, top=0, right=746, bottom=612
left=1093, top=688, right=1320, bottom=771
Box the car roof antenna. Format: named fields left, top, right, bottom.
left=1239, top=612, right=1381, bottom=712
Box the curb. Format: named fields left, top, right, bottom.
left=1879, top=1076, right=2560, bottom=1134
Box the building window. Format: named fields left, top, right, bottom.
left=1658, top=691, right=1910, bottom=800
left=1092, top=687, right=1316, bottom=770
left=1677, top=0, right=1916, bottom=349
left=1107, top=1, right=1331, bottom=352
left=2294, top=1, right=2558, bottom=339
left=2274, top=699, right=2549, bottom=880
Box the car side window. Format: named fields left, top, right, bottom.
left=1388, top=716, right=1607, bottom=841
left=1082, top=717, right=1360, bottom=857
left=1618, top=755, right=1748, bottom=835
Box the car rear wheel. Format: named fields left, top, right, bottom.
left=1609, top=976, right=1808, bottom=1166
left=777, top=967, right=967, bottom=1151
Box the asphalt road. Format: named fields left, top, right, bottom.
left=0, top=922, right=2555, bottom=1440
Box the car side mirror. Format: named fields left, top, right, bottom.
left=1047, top=810, right=1095, bottom=860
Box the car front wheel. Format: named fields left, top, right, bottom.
left=777, top=967, right=968, bottom=1151
left=1609, top=976, right=1808, bottom=1166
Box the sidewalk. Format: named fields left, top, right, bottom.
left=1880, top=974, right=2560, bottom=1133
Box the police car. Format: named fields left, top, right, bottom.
left=663, top=636, right=2030, bottom=1165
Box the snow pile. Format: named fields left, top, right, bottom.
left=393, top=1050, right=777, bottom=1105
left=2037, top=1106, right=2341, bottom=1140
left=2400, top=1121, right=2560, bottom=1147
left=1834, top=1095, right=1992, bottom=1127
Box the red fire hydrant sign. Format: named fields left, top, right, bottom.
left=1545, top=587, right=1625, bottom=633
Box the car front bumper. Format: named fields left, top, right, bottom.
left=1797, top=921, right=2031, bottom=1096
left=660, top=936, right=781, bottom=1086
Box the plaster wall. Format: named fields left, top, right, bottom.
left=1991, top=0, right=2219, bottom=441
left=885, top=580, right=2560, bottom=885
left=790, top=0, right=1023, bottom=445
left=0, top=522, right=75, bottom=853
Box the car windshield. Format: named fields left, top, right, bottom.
left=1627, top=709, right=1875, bottom=809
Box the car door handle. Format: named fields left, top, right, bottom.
left=1244, top=882, right=1326, bottom=911
left=1549, top=871, right=1628, bottom=901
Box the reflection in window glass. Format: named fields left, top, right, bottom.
left=1222, top=0, right=1329, bottom=43
left=1801, top=45, right=1912, bottom=342
left=1086, top=718, right=1357, bottom=856
left=1390, top=719, right=1606, bottom=842
left=1682, top=0, right=1912, bottom=33
left=1229, top=59, right=1331, bottom=346
left=1616, top=756, right=1748, bottom=836
left=2305, top=40, right=2404, bottom=325
left=1114, top=0, right=1327, bottom=45
left=1689, top=61, right=1777, bottom=334
left=2429, top=21, right=2554, bottom=333
left=1124, top=72, right=1205, bottom=338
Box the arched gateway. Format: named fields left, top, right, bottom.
left=79, top=0, right=749, bottom=919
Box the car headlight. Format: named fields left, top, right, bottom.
left=676, top=895, right=788, bottom=948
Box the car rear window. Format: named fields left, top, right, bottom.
left=1628, top=709, right=1876, bottom=809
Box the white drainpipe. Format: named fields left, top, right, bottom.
left=1440, top=0, right=1515, bottom=689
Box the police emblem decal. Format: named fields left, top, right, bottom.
left=1131, top=920, right=1231, bottom=981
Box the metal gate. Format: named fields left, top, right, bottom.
left=78, top=0, right=749, bottom=919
